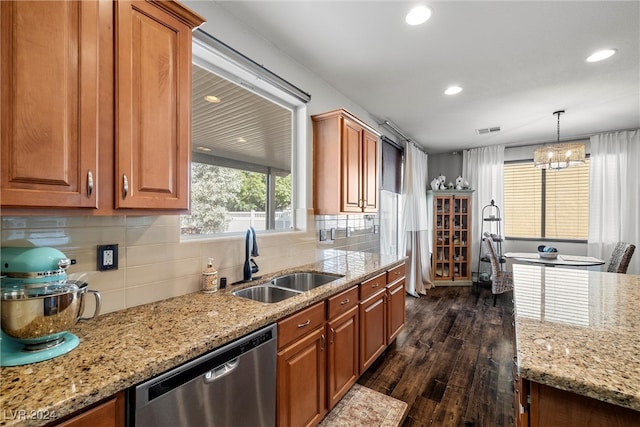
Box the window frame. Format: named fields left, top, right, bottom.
left=181, top=32, right=308, bottom=241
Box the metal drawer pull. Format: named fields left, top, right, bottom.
left=87, top=170, right=94, bottom=197
left=297, top=319, right=310, bottom=328
left=123, top=175, right=129, bottom=199
left=321, top=334, right=325, bottom=351
left=340, top=298, right=350, bottom=305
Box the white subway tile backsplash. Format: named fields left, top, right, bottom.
left=127, top=257, right=201, bottom=286
left=125, top=275, right=200, bottom=308
left=126, top=241, right=201, bottom=267
left=1, top=210, right=380, bottom=315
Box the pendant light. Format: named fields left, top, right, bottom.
left=533, top=110, right=585, bottom=170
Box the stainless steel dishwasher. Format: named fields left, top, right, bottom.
left=130, top=324, right=276, bottom=427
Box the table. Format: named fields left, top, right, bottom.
left=504, top=252, right=605, bottom=267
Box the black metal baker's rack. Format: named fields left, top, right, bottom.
left=473, top=200, right=505, bottom=292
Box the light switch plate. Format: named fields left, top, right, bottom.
left=97, top=244, right=118, bottom=271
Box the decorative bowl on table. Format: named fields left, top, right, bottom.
left=537, top=245, right=558, bottom=259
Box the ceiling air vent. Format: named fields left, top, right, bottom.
left=476, top=126, right=501, bottom=135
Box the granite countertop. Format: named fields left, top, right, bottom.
left=512, top=264, right=640, bottom=411
left=0, top=250, right=406, bottom=426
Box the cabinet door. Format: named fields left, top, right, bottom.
left=359, top=289, right=387, bottom=373
left=327, top=306, right=359, bottom=410
left=277, top=326, right=327, bottom=427
left=386, top=278, right=405, bottom=343
left=514, top=376, right=529, bottom=427
left=452, top=196, right=471, bottom=280
left=434, top=196, right=453, bottom=280
left=341, top=117, right=364, bottom=213
left=115, top=0, right=191, bottom=209
left=362, top=130, right=378, bottom=212
left=1, top=0, right=98, bottom=208
left=56, top=392, right=124, bottom=427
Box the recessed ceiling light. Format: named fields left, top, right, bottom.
left=406, top=5, right=431, bottom=26
left=197, top=146, right=212, bottom=152
left=204, top=95, right=221, bottom=103
left=444, top=86, right=463, bottom=95
left=586, top=49, right=617, bottom=62
left=237, top=137, right=246, bottom=143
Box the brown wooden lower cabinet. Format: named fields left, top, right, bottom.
left=359, top=288, right=387, bottom=373
left=277, top=302, right=327, bottom=427
left=514, top=375, right=529, bottom=427
left=522, top=380, right=639, bottom=427
left=277, top=262, right=406, bottom=427
left=50, top=392, right=124, bottom=427
left=327, top=305, right=359, bottom=409
left=277, top=325, right=327, bottom=427
left=386, top=278, right=405, bottom=343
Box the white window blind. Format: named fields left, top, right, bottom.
left=504, top=159, right=589, bottom=239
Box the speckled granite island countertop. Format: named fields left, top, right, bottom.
left=512, top=264, right=640, bottom=411
left=0, top=250, right=406, bottom=426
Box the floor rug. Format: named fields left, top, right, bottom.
left=319, top=383, right=409, bottom=427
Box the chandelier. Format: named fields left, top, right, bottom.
left=533, top=110, right=585, bottom=170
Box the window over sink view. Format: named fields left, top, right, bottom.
left=181, top=43, right=299, bottom=238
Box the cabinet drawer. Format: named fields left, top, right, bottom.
left=387, top=263, right=406, bottom=283
left=360, top=272, right=387, bottom=301
left=278, top=301, right=326, bottom=349
left=328, top=286, right=359, bottom=319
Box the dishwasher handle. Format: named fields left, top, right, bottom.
left=203, top=359, right=239, bottom=383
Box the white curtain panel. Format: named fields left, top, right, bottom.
left=588, top=130, right=640, bottom=274
left=403, top=143, right=432, bottom=296
left=462, top=145, right=505, bottom=273
left=379, top=190, right=399, bottom=256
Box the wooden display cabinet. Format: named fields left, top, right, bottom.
left=428, top=190, right=473, bottom=285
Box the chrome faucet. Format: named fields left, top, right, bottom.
left=243, top=226, right=259, bottom=281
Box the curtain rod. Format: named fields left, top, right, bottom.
left=379, top=120, right=429, bottom=155
left=193, top=29, right=311, bottom=104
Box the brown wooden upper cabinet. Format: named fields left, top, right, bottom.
left=312, top=109, right=380, bottom=215
left=1, top=1, right=100, bottom=208
left=115, top=0, right=201, bottom=209
left=0, top=0, right=204, bottom=213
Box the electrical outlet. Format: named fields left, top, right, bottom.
left=319, top=229, right=327, bottom=241
left=97, top=244, right=118, bottom=271
left=330, top=228, right=336, bottom=240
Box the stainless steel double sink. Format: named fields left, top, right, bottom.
left=232, top=272, right=343, bottom=303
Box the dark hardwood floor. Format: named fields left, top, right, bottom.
left=358, top=285, right=515, bottom=427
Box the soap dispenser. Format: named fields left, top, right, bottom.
left=201, top=257, right=218, bottom=293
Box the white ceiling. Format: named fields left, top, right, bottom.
left=213, top=1, right=639, bottom=154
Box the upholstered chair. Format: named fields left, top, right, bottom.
left=606, top=242, right=636, bottom=274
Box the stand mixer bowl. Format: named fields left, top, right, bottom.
left=1, top=281, right=101, bottom=351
